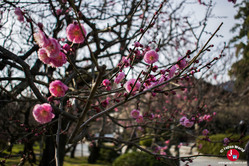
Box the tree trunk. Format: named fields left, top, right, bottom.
left=70, top=144, right=77, bottom=158
left=23, top=140, right=36, bottom=164
left=88, top=142, right=100, bottom=164
left=39, top=136, right=56, bottom=166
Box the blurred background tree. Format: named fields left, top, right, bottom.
left=229, top=0, right=249, bottom=91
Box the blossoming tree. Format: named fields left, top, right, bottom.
left=0, top=0, right=238, bottom=165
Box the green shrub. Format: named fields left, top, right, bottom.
left=112, top=151, right=178, bottom=166
left=99, top=147, right=120, bottom=163
left=196, top=134, right=249, bottom=160
left=139, top=135, right=153, bottom=147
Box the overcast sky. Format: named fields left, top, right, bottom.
left=192, top=0, right=242, bottom=43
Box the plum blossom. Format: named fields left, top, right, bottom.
left=176, top=56, right=187, bottom=69
left=121, top=57, right=130, bottom=67
left=183, top=119, right=194, bottom=128
left=179, top=116, right=188, bottom=125
left=66, top=22, right=87, bottom=43
left=136, top=115, right=144, bottom=123
left=124, top=79, right=141, bottom=93
left=50, top=52, right=67, bottom=68
left=102, top=79, right=111, bottom=91
left=168, top=65, right=176, bottom=78
left=202, top=129, right=209, bottom=136
left=101, top=98, right=109, bottom=108
left=38, top=48, right=50, bottom=64
left=56, top=9, right=62, bottom=15
left=49, top=80, right=68, bottom=97
left=224, top=137, right=230, bottom=145
left=180, top=116, right=194, bottom=128
left=114, top=72, right=125, bottom=84
left=130, top=109, right=140, bottom=119
left=34, top=30, right=50, bottom=47
left=38, top=49, right=66, bottom=67
left=102, top=79, right=111, bottom=86
left=198, top=144, right=203, bottom=149
left=165, top=140, right=170, bottom=145
left=14, top=8, right=24, bottom=22
left=44, top=38, right=61, bottom=58
left=144, top=50, right=159, bottom=64
left=32, top=103, right=55, bottom=124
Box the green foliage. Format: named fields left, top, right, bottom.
left=229, top=1, right=249, bottom=89
left=139, top=135, right=153, bottom=147
left=196, top=134, right=249, bottom=160
left=112, top=151, right=178, bottom=166
left=98, top=147, right=120, bottom=163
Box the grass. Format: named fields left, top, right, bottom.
left=0, top=143, right=109, bottom=166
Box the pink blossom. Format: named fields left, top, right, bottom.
left=144, top=50, right=159, bottom=64
left=161, top=146, right=168, bottom=150
left=124, top=79, right=141, bottom=93
left=136, top=115, right=144, bottom=123
left=176, top=56, right=187, bottom=69
left=179, top=116, right=188, bottom=125
left=49, top=80, right=68, bottom=97
left=56, top=9, right=62, bottom=15
left=121, top=57, right=130, bottom=67
left=34, top=30, right=50, bottom=47
left=50, top=52, right=67, bottom=67
left=14, top=8, right=24, bottom=22
left=198, top=144, right=203, bottom=149
left=203, top=114, right=212, bottom=122
left=202, top=129, right=209, bottom=136
left=66, top=23, right=87, bottom=43
left=32, top=103, right=55, bottom=124
left=178, top=143, right=183, bottom=148
left=160, top=151, right=166, bottom=155
left=224, top=137, right=230, bottom=145
left=38, top=48, right=50, bottom=64
left=102, top=79, right=111, bottom=86
left=165, top=140, right=170, bottom=144
left=134, top=41, right=141, bottom=47
left=130, top=109, right=140, bottom=119
left=148, top=113, right=154, bottom=120
left=44, top=38, right=61, bottom=58
left=168, top=65, right=176, bottom=78
left=101, top=99, right=109, bottom=108
left=183, top=119, right=194, bottom=128
left=63, top=43, right=70, bottom=52
left=114, top=72, right=125, bottom=84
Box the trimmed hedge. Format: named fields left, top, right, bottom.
left=99, top=147, right=120, bottom=163
left=196, top=134, right=249, bottom=160
left=112, top=151, right=178, bottom=166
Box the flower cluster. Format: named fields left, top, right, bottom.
left=114, top=72, right=125, bottom=84
left=124, top=79, right=141, bottom=93
left=179, top=116, right=194, bottom=128
left=34, top=29, right=67, bottom=67
left=130, top=109, right=144, bottom=123
left=102, top=79, right=111, bottom=91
